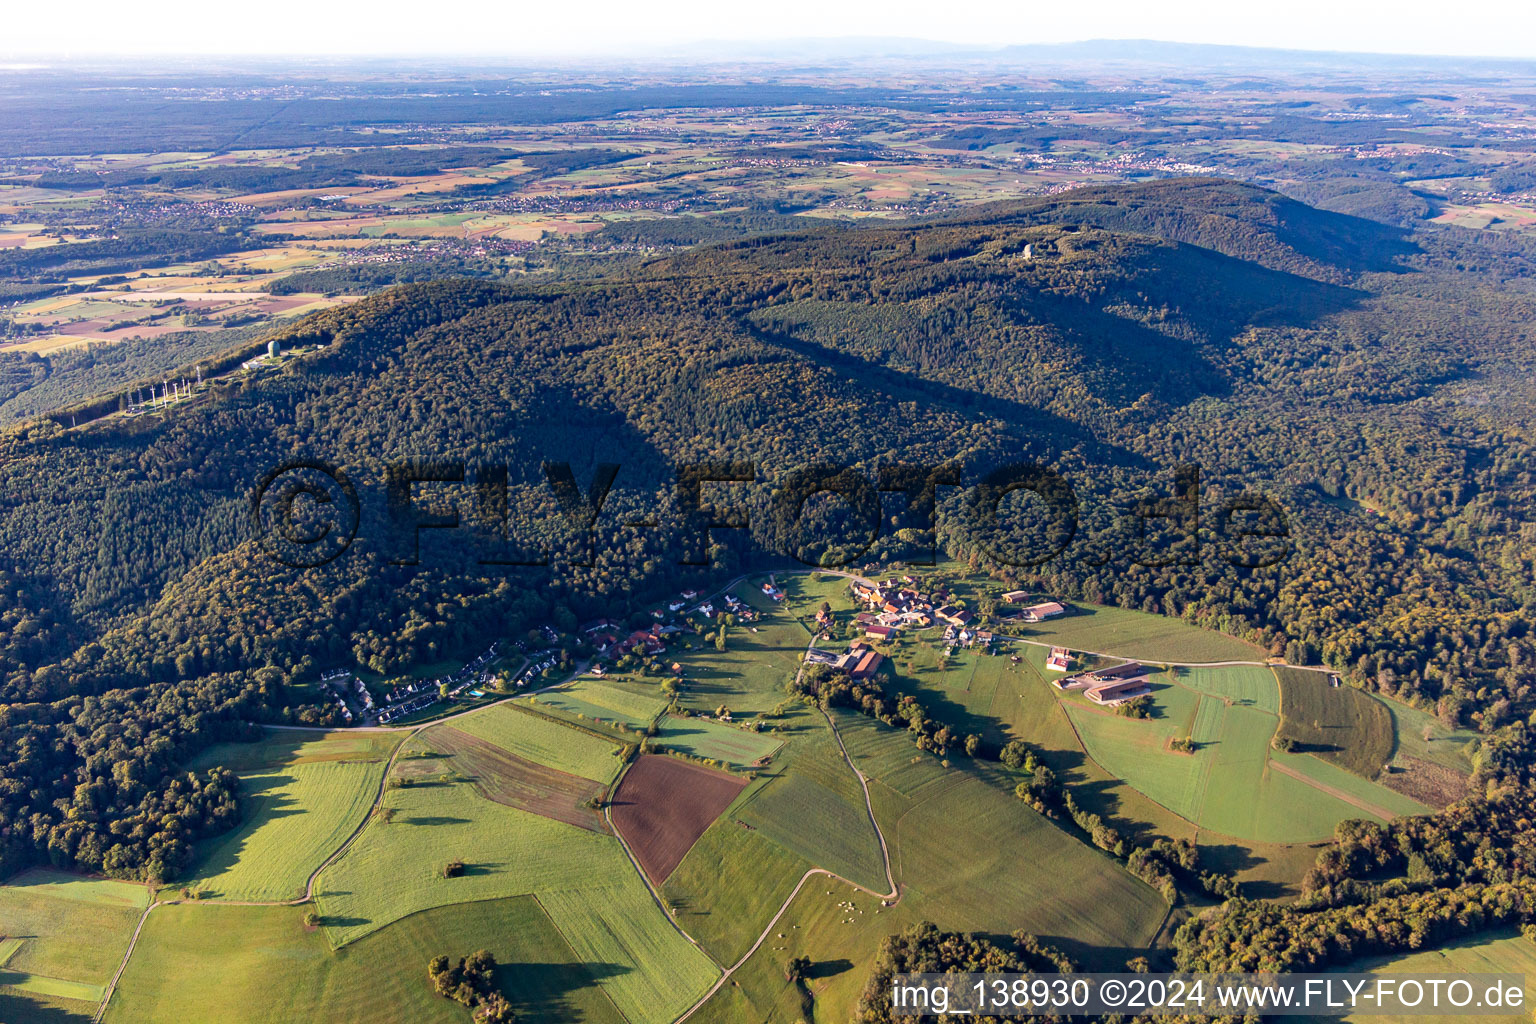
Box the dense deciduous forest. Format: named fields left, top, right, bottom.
left=2, top=178, right=1535, bottom=885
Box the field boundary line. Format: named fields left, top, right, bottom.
left=1268, top=758, right=1401, bottom=822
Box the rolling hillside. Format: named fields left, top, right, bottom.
left=0, top=178, right=1533, bottom=884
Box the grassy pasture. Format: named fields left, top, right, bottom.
left=0, top=870, right=148, bottom=1022
left=313, top=770, right=716, bottom=1021
left=1010, top=602, right=1263, bottom=663
left=185, top=760, right=386, bottom=901
left=1374, top=696, right=1478, bottom=807
left=662, top=817, right=815, bottom=965
left=662, top=598, right=812, bottom=717
left=104, top=897, right=627, bottom=1024
left=1176, top=664, right=1280, bottom=711
left=691, top=711, right=1170, bottom=1024
left=1063, top=669, right=1422, bottom=842
left=1384, top=697, right=1479, bottom=772
left=731, top=718, right=888, bottom=891
left=1274, top=666, right=1396, bottom=777
left=538, top=885, right=719, bottom=1024
left=1324, top=929, right=1536, bottom=1024
left=450, top=703, right=624, bottom=782
left=184, top=728, right=399, bottom=772
left=423, top=726, right=609, bottom=832
left=523, top=679, right=667, bottom=729
left=654, top=715, right=783, bottom=766
left=315, top=775, right=620, bottom=946
left=1271, top=750, right=1429, bottom=820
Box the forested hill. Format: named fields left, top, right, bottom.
left=937, top=177, right=1420, bottom=283
left=2, top=177, right=1534, bottom=881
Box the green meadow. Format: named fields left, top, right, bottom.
left=1382, top=696, right=1480, bottom=772
left=1275, top=666, right=1396, bottom=777
left=653, top=715, right=784, bottom=766
left=185, top=759, right=386, bottom=901
left=104, top=897, right=628, bottom=1024
left=1324, top=929, right=1536, bottom=1024
left=732, top=716, right=889, bottom=891
left=691, top=710, right=1171, bottom=1024
left=0, top=870, right=150, bottom=1022
left=314, top=773, right=716, bottom=1024
left=452, top=703, right=625, bottom=782
left=1062, top=666, right=1427, bottom=842
left=662, top=815, right=817, bottom=965
left=522, top=678, right=668, bottom=729
left=1009, top=602, right=1263, bottom=663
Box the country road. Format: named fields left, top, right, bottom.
left=674, top=620, right=897, bottom=1024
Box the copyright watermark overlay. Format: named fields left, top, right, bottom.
left=888, top=973, right=1528, bottom=1016
left=248, top=457, right=1293, bottom=572
left=250, top=458, right=361, bottom=568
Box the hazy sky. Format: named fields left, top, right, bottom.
left=5, top=0, right=1535, bottom=59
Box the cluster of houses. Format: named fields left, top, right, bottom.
left=513, top=649, right=559, bottom=687
left=321, top=669, right=376, bottom=722
left=325, top=687, right=354, bottom=723
left=376, top=641, right=502, bottom=724
left=701, top=592, right=758, bottom=622
left=1055, top=661, right=1154, bottom=706
left=583, top=585, right=767, bottom=675
left=584, top=618, right=677, bottom=661
left=848, top=576, right=990, bottom=647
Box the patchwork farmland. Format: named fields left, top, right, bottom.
left=4, top=570, right=1471, bottom=1024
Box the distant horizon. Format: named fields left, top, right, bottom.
left=5, top=0, right=1536, bottom=63
left=7, top=37, right=1536, bottom=64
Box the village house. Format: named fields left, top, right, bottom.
left=936, top=605, right=972, bottom=626
left=1046, top=647, right=1073, bottom=672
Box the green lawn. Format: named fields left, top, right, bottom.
left=103, top=897, right=628, bottom=1024
left=314, top=774, right=717, bottom=1024
left=184, top=759, right=387, bottom=901
left=0, top=870, right=149, bottom=1022
left=654, top=715, right=783, bottom=767
left=451, top=703, right=625, bottom=782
